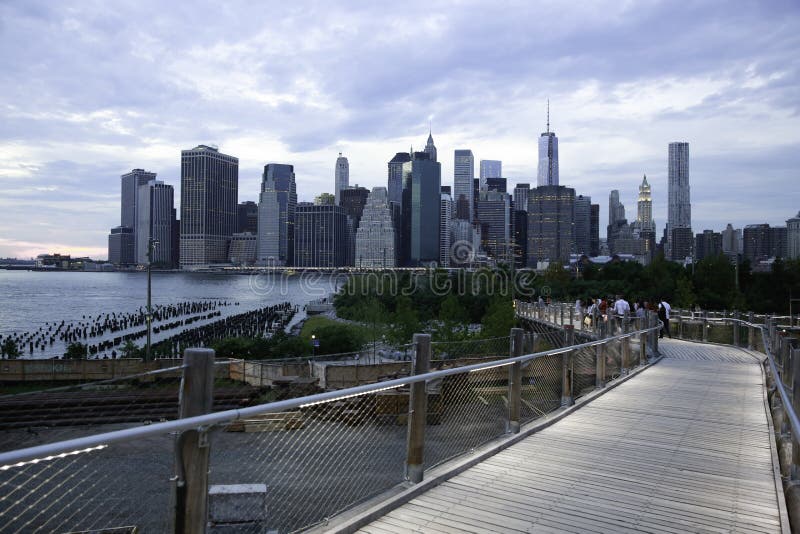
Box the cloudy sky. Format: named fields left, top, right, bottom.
left=1, top=0, right=798, bottom=259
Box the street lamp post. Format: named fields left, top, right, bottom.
left=311, top=334, right=316, bottom=357
left=146, top=238, right=158, bottom=361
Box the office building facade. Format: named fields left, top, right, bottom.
left=121, top=169, right=157, bottom=256
left=334, top=153, right=349, bottom=206
left=537, top=109, right=559, bottom=187
left=294, top=204, right=348, bottom=267
left=229, top=233, right=257, bottom=266
left=667, top=142, right=691, bottom=260
left=387, top=152, right=411, bottom=206
left=237, top=201, right=258, bottom=234
left=479, top=160, right=502, bottom=189
left=180, top=145, right=238, bottom=268
left=788, top=212, right=800, bottom=260
left=108, top=226, right=135, bottom=266
left=527, top=185, right=575, bottom=266
left=513, top=183, right=530, bottom=213
left=477, top=190, right=511, bottom=262
left=355, top=187, right=396, bottom=268
left=401, top=154, right=442, bottom=266
left=136, top=180, right=175, bottom=266
left=257, top=163, right=296, bottom=266
left=574, top=195, right=592, bottom=256
left=454, top=149, right=474, bottom=220
left=440, top=192, right=453, bottom=267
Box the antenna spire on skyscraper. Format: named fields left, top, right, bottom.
left=546, top=99, right=550, bottom=134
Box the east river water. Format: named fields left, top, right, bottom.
left=0, top=270, right=341, bottom=359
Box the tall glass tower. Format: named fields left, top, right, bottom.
left=334, top=153, right=349, bottom=206
left=537, top=103, right=559, bottom=187
left=454, top=149, right=474, bottom=221
left=667, top=142, right=691, bottom=259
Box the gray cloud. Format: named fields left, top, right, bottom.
left=0, top=0, right=799, bottom=257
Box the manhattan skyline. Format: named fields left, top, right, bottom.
left=0, top=1, right=798, bottom=258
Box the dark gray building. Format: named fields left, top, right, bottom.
left=590, top=204, right=600, bottom=256
left=136, top=180, right=175, bottom=266
left=513, top=184, right=530, bottom=214
left=477, top=190, right=511, bottom=261
left=108, top=226, right=135, bottom=266
left=388, top=152, right=411, bottom=206
left=121, top=169, right=157, bottom=256
left=527, top=185, right=575, bottom=266
left=294, top=204, right=348, bottom=267
left=574, top=195, right=592, bottom=256
left=401, top=153, right=441, bottom=266
left=513, top=210, right=528, bottom=268
left=670, top=227, right=694, bottom=261
left=180, top=145, right=238, bottom=268
left=257, top=164, right=297, bottom=266
left=770, top=226, right=788, bottom=259
left=695, top=230, right=723, bottom=261
left=237, top=201, right=258, bottom=234
left=485, top=177, right=507, bottom=193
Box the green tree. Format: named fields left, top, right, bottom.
left=481, top=297, right=515, bottom=338
left=64, top=342, right=88, bottom=360
left=435, top=294, right=469, bottom=341
left=1, top=338, right=20, bottom=359
left=674, top=276, right=696, bottom=308
left=389, top=295, right=421, bottom=345
left=119, top=340, right=141, bottom=359
left=693, top=254, right=736, bottom=310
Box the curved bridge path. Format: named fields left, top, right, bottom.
left=355, top=339, right=789, bottom=533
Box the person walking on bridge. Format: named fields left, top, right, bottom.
left=658, top=298, right=672, bottom=339
left=612, top=295, right=630, bottom=334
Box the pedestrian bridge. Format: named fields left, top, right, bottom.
left=0, top=309, right=797, bottom=533
left=348, top=339, right=788, bottom=533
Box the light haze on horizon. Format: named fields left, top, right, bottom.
left=0, top=0, right=798, bottom=258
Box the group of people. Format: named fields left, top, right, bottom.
left=573, top=296, right=672, bottom=338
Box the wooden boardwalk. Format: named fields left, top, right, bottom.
left=357, top=339, right=788, bottom=533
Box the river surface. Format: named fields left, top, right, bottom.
left=0, top=270, right=341, bottom=358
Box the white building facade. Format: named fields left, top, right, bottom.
left=354, top=187, right=396, bottom=268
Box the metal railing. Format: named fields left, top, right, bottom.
left=0, top=319, right=661, bottom=533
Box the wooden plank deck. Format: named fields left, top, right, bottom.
left=357, top=339, right=787, bottom=533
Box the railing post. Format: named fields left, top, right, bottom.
left=639, top=321, right=647, bottom=366
left=678, top=312, right=683, bottom=339
left=405, top=333, right=430, bottom=483
left=649, top=311, right=659, bottom=357
left=174, top=347, right=215, bottom=534
left=702, top=312, right=708, bottom=342
left=733, top=311, right=740, bottom=346
left=748, top=312, right=755, bottom=350
left=596, top=322, right=606, bottom=388
left=568, top=305, right=574, bottom=328
left=508, top=328, right=524, bottom=434
left=793, top=347, right=800, bottom=481
left=561, top=326, right=574, bottom=406
left=560, top=304, right=565, bottom=326
left=621, top=311, right=630, bottom=374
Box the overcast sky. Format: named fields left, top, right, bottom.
left=1, top=0, right=798, bottom=259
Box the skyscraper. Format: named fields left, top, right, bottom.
left=108, top=226, right=134, bottom=266
left=722, top=223, right=741, bottom=259
left=387, top=152, right=411, bottom=206
left=136, top=180, right=175, bottom=266
left=424, top=131, right=437, bottom=162
left=340, top=186, right=370, bottom=230
left=476, top=190, right=511, bottom=261
left=607, top=190, right=627, bottom=254
left=694, top=230, right=722, bottom=261
left=589, top=204, right=600, bottom=256
left=527, top=185, right=575, bottom=266
left=479, top=160, right=502, bottom=189
left=574, top=195, right=592, bottom=256
left=485, top=177, right=507, bottom=193
left=454, top=150, right=474, bottom=221
left=180, top=145, right=238, bottom=268
left=334, top=153, right=349, bottom=206
left=636, top=175, right=655, bottom=231
left=667, top=142, right=691, bottom=260
left=121, top=168, right=157, bottom=255
left=536, top=104, right=559, bottom=187
left=440, top=192, right=453, bottom=267
left=294, top=204, right=348, bottom=267
left=401, top=153, right=441, bottom=266
left=355, top=187, right=396, bottom=268
left=788, top=212, right=800, bottom=260
left=257, top=164, right=296, bottom=266
left=236, top=201, right=258, bottom=234
left=513, top=183, right=530, bottom=213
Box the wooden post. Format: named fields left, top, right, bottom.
left=733, top=311, right=740, bottom=346
left=175, top=347, right=215, bottom=534
left=405, top=333, right=431, bottom=483
left=508, top=328, right=524, bottom=434
left=639, top=325, right=647, bottom=366
left=568, top=305, right=574, bottom=328
left=748, top=312, right=755, bottom=350
left=649, top=311, right=659, bottom=358
left=561, top=326, right=574, bottom=406
left=793, top=348, right=800, bottom=480
left=678, top=312, right=683, bottom=339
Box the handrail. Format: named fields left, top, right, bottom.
left=0, top=321, right=661, bottom=470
